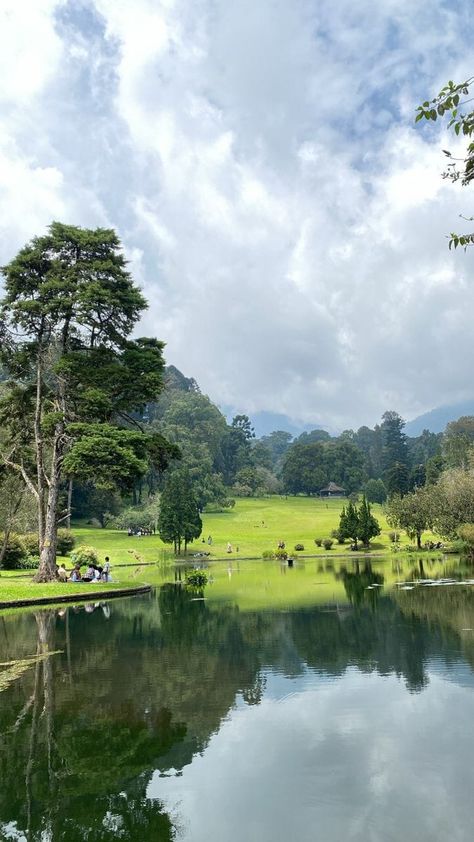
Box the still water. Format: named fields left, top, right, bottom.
left=2, top=558, right=474, bottom=841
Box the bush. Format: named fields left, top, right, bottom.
left=388, top=530, right=400, bottom=543
left=444, top=539, right=466, bottom=554
left=322, top=538, right=333, bottom=550
left=18, top=556, right=40, bottom=569
left=70, top=545, right=99, bottom=568
left=314, top=538, right=322, bottom=547
left=275, top=548, right=288, bottom=560
left=185, top=571, right=208, bottom=588
left=294, top=544, right=304, bottom=551
left=331, top=529, right=345, bottom=544
left=57, top=529, right=76, bottom=555
left=22, top=533, right=40, bottom=556
left=262, top=550, right=275, bottom=559
left=0, top=533, right=28, bottom=569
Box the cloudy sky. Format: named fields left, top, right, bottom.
left=1, top=0, right=473, bottom=431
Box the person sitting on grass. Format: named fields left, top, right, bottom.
left=70, top=565, right=82, bottom=582
left=57, top=563, right=68, bottom=582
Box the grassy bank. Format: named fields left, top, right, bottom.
left=0, top=573, right=148, bottom=609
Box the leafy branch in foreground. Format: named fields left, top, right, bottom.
left=416, top=77, right=474, bottom=248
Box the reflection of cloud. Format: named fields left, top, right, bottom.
left=1, top=1, right=474, bottom=427
left=151, top=668, right=474, bottom=841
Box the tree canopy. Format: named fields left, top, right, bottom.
left=0, top=222, right=176, bottom=579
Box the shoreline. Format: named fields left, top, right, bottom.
left=0, top=583, right=152, bottom=611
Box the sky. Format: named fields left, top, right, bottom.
left=1, top=0, right=474, bottom=432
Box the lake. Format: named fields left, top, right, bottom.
left=1, top=556, right=474, bottom=841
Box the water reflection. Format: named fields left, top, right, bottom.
left=1, top=571, right=474, bottom=840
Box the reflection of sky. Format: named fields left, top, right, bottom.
left=149, top=667, right=474, bottom=842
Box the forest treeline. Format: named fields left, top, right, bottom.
left=69, top=363, right=474, bottom=524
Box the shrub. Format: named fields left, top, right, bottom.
left=70, top=545, right=99, bottom=568
left=22, top=533, right=40, bottom=557
left=294, top=543, right=304, bottom=551
left=388, top=530, right=400, bottom=543
left=331, top=529, right=345, bottom=545
left=262, top=550, right=275, bottom=559
left=444, top=539, right=466, bottom=554
left=18, top=556, right=40, bottom=569
left=275, top=548, right=288, bottom=560
left=57, top=529, right=76, bottom=555
left=185, top=571, right=208, bottom=588
left=0, top=533, right=28, bottom=569
left=314, top=538, right=322, bottom=547
left=322, top=538, right=333, bottom=550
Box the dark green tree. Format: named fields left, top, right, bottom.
left=158, top=469, right=202, bottom=554
left=339, top=501, right=361, bottom=549
left=386, top=461, right=410, bottom=497
left=425, top=453, right=444, bottom=485
left=281, top=442, right=327, bottom=494
left=381, top=411, right=408, bottom=474
left=0, top=222, right=176, bottom=580
left=357, top=496, right=381, bottom=548
left=363, top=478, right=387, bottom=504
left=409, top=463, right=426, bottom=490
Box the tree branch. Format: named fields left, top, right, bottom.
left=0, top=452, right=39, bottom=501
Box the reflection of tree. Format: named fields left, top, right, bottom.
left=0, top=609, right=180, bottom=841
left=337, top=561, right=384, bottom=609
left=291, top=596, right=432, bottom=692
left=395, top=584, right=474, bottom=673
left=2, top=581, right=474, bottom=837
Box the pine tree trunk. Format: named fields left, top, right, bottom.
left=66, top=478, right=73, bottom=530
left=34, top=336, right=46, bottom=549
left=35, top=429, right=64, bottom=581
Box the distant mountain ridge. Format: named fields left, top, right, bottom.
left=405, top=401, right=474, bottom=436
left=166, top=365, right=474, bottom=439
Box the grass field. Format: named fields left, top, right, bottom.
left=72, top=495, right=435, bottom=565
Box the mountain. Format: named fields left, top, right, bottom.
left=221, top=409, right=325, bottom=439
left=405, top=401, right=474, bottom=436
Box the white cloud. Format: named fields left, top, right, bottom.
left=151, top=669, right=474, bottom=841
left=1, top=0, right=474, bottom=428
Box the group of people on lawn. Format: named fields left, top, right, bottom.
left=56, top=557, right=111, bottom=583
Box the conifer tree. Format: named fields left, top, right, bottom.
left=158, top=470, right=202, bottom=554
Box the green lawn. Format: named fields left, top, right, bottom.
left=0, top=574, right=146, bottom=608
left=72, top=495, right=435, bottom=565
